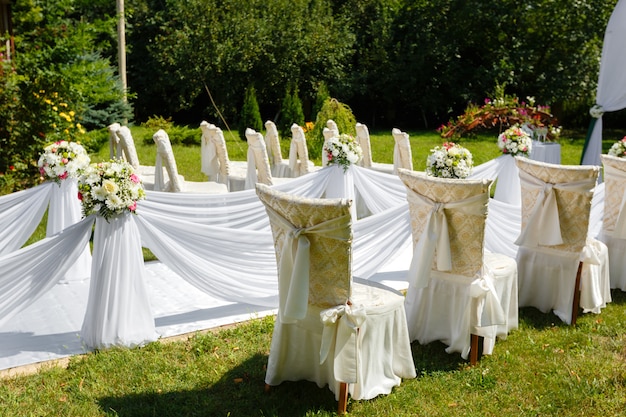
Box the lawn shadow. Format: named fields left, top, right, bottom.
left=97, top=352, right=341, bottom=417
left=410, top=340, right=469, bottom=374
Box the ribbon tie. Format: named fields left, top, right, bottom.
left=406, top=188, right=488, bottom=289
left=264, top=205, right=352, bottom=323
left=320, top=304, right=367, bottom=383
left=515, top=169, right=596, bottom=247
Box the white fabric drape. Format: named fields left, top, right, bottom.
left=582, top=0, right=626, bottom=166
left=81, top=213, right=158, bottom=349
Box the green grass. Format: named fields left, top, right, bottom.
left=1, top=292, right=625, bottom=416
left=6, top=127, right=626, bottom=416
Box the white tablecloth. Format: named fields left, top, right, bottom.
left=531, top=141, right=561, bottom=164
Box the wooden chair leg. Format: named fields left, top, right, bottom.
left=338, top=382, right=348, bottom=415
left=571, top=261, right=583, bottom=326
left=470, top=334, right=483, bottom=366
left=264, top=383, right=271, bottom=393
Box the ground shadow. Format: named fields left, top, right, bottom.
left=98, top=352, right=339, bottom=417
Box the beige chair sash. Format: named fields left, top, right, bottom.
left=406, top=188, right=488, bottom=289
left=320, top=304, right=367, bottom=383
left=515, top=169, right=596, bottom=247
left=604, top=163, right=626, bottom=239
left=264, top=204, right=352, bottom=323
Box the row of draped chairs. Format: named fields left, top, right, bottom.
left=256, top=153, right=621, bottom=414
left=107, top=120, right=416, bottom=195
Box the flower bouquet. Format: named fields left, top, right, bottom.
left=426, top=142, right=473, bottom=179
left=323, top=133, right=363, bottom=171
left=38, top=140, right=90, bottom=183
left=78, top=159, right=145, bottom=221
left=497, top=125, right=532, bottom=157
left=608, top=136, right=626, bottom=158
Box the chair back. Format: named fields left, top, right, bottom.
left=107, top=123, right=122, bottom=159
left=115, top=126, right=141, bottom=169
left=355, top=123, right=373, bottom=168
left=152, top=129, right=183, bottom=192
left=265, top=120, right=283, bottom=166
left=322, top=127, right=337, bottom=167
left=245, top=129, right=273, bottom=187
left=515, top=157, right=599, bottom=253
left=256, top=184, right=352, bottom=309
left=601, top=154, right=626, bottom=234
left=392, top=128, right=413, bottom=173
left=289, top=123, right=311, bottom=176
left=398, top=169, right=491, bottom=278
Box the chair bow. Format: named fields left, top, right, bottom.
left=320, top=303, right=367, bottom=383
left=515, top=170, right=596, bottom=247
left=406, top=188, right=488, bottom=289
left=264, top=205, right=352, bottom=323
left=604, top=163, right=626, bottom=239
left=469, top=266, right=507, bottom=330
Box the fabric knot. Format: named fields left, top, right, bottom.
left=589, top=104, right=604, bottom=119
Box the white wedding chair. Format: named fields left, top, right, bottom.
left=264, top=120, right=291, bottom=178
left=321, top=126, right=337, bottom=167
left=392, top=128, right=413, bottom=173
left=355, top=122, right=394, bottom=174
left=108, top=123, right=157, bottom=185
left=256, top=183, right=416, bottom=415
left=203, top=124, right=248, bottom=191
left=515, top=157, right=610, bottom=325
left=243, top=129, right=295, bottom=190
left=152, top=129, right=228, bottom=194
left=599, top=154, right=626, bottom=290
left=398, top=169, right=518, bottom=364
left=200, top=121, right=229, bottom=186
left=288, top=123, right=318, bottom=177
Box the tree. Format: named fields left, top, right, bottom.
left=239, top=86, right=263, bottom=141
left=277, top=85, right=305, bottom=137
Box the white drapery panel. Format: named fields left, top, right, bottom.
left=0, top=216, right=95, bottom=327
left=0, top=182, right=53, bottom=254
left=582, top=0, right=626, bottom=166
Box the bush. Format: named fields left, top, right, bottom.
left=277, top=85, right=305, bottom=137
left=239, top=86, right=263, bottom=141
left=308, top=98, right=357, bottom=157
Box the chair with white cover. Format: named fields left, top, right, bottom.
left=203, top=124, right=248, bottom=191
left=288, top=123, right=317, bottom=177
left=398, top=168, right=518, bottom=364
left=244, top=128, right=295, bottom=190
left=355, top=123, right=394, bottom=174
left=515, top=157, right=610, bottom=325
left=599, top=154, right=626, bottom=290
left=200, top=121, right=229, bottom=186
left=392, top=128, right=413, bottom=173
left=264, top=120, right=291, bottom=178
left=256, top=183, right=416, bottom=414
left=152, top=129, right=228, bottom=194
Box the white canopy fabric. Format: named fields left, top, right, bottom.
left=582, top=0, right=626, bottom=166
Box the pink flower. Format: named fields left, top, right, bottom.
left=128, top=201, right=137, bottom=211
left=77, top=192, right=83, bottom=201
left=484, top=98, right=491, bottom=104
left=58, top=171, right=68, bottom=180
left=130, top=173, right=140, bottom=183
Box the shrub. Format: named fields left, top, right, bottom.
left=308, top=98, right=357, bottom=157
left=277, top=85, right=305, bottom=137
left=239, top=86, right=263, bottom=141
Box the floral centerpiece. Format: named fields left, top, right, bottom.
left=323, top=133, right=363, bottom=171
left=78, top=159, right=145, bottom=221
left=426, top=142, right=473, bottom=179
left=608, top=136, right=626, bottom=158
left=497, top=125, right=532, bottom=157
left=38, top=140, right=90, bottom=183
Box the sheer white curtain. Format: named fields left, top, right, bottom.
left=582, top=0, right=626, bottom=166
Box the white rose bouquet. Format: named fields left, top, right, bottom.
left=78, top=160, right=145, bottom=221
left=497, top=125, right=532, bottom=157
left=608, top=136, right=626, bottom=158
left=426, top=142, right=473, bottom=179
left=38, top=141, right=90, bottom=183
left=323, top=133, right=363, bottom=172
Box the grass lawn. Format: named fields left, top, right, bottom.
left=5, top=127, right=626, bottom=416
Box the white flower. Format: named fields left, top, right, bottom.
left=497, top=125, right=532, bottom=157
left=324, top=133, right=362, bottom=172
left=426, top=142, right=473, bottom=179
left=78, top=159, right=145, bottom=221
left=38, top=140, right=90, bottom=182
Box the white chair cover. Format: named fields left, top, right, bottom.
left=81, top=213, right=158, bottom=349
left=399, top=169, right=517, bottom=359
left=515, top=157, right=611, bottom=324
left=288, top=123, right=316, bottom=177
left=264, top=120, right=291, bottom=178
left=153, top=129, right=227, bottom=194
left=392, top=128, right=413, bottom=173
left=201, top=122, right=230, bottom=185
left=321, top=127, right=337, bottom=167
left=107, top=122, right=123, bottom=159
left=355, top=123, right=373, bottom=168
left=598, top=154, right=626, bottom=290
left=244, top=128, right=273, bottom=189
left=256, top=184, right=416, bottom=402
